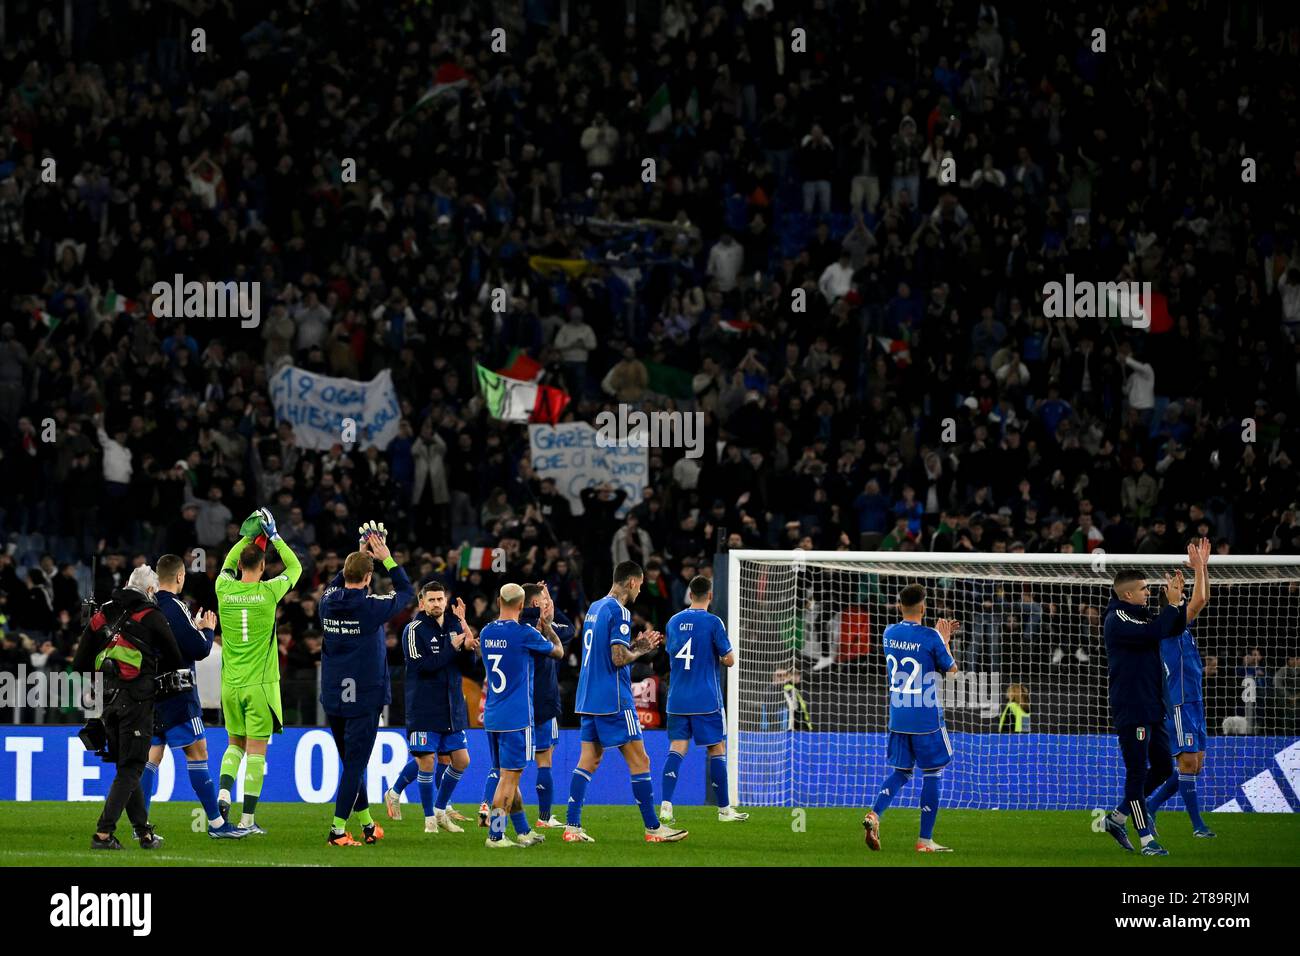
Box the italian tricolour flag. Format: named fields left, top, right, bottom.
left=458, top=546, right=495, bottom=578
left=105, top=291, right=140, bottom=316
left=476, top=360, right=569, bottom=425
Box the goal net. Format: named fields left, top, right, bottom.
left=726, top=551, right=1300, bottom=812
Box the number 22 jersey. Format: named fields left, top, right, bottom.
left=882, top=620, right=955, bottom=734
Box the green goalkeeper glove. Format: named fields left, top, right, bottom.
left=240, top=510, right=270, bottom=549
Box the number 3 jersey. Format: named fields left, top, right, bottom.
left=665, top=608, right=731, bottom=715
left=480, top=618, right=555, bottom=732
left=882, top=620, right=955, bottom=733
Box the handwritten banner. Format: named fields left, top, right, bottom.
left=270, top=365, right=401, bottom=451
left=528, top=422, right=647, bottom=517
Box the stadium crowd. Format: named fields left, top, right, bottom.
left=0, top=0, right=1298, bottom=732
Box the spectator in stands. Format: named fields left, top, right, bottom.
left=889, top=115, right=922, bottom=202
left=853, top=479, right=891, bottom=535
left=818, top=251, right=855, bottom=305
left=707, top=232, right=744, bottom=293
left=1122, top=459, right=1160, bottom=523
left=880, top=516, right=913, bottom=551
left=612, top=513, right=654, bottom=569
left=554, top=307, right=597, bottom=398
left=1201, top=655, right=1234, bottom=735
left=1119, top=342, right=1157, bottom=428
left=579, top=112, right=619, bottom=172
left=894, top=486, right=924, bottom=536
left=1275, top=655, right=1300, bottom=734
left=601, top=347, right=650, bottom=403
left=798, top=124, right=835, bottom=215
left=1236, top=646, right=1270, bottom=733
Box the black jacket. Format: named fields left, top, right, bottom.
left=399, top=609, right=473, bottom=734
left=72, top=587, right=184, bottom=701
left=1103, top=597, right=1186, bottom=729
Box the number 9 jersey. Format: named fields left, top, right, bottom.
left=575, top=595, right=634, bottom=716
left=881, top=620, right=955, bottom=734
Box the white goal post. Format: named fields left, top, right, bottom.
left=726, top=550, right=1300, bottom=812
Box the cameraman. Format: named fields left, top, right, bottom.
left=72, top=565, right=184, bottom=850
left=142, top=554, right=245, bottom=839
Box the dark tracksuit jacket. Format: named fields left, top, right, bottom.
left=318, top=560, right=414, bottom=818
left=520, top=605, right=573, bottom=730
left=1103, top=598, right=1187, bottom=731
left=401, top=609, right=472, bottom=737
left=1103, top=597, right=1187, bottom=812
left=154, top=590, right=214, bottom=737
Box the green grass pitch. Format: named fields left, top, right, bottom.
left=2, top=803, right=1296, bottom=866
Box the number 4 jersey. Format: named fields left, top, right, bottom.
left=666, top=608, right=731, bottom=715
left=882, top=620, right=955, bottom=733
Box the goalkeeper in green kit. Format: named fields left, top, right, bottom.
left=215, top=507, right=302, bottom=833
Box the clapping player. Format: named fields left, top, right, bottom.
left=385, top=582, right=479, bottom=834
left=1100, top=565, right=1188, bottom=856
left=564, top=561, right=688, bottom=844
left=143, top=553, right=244, bottom=839
left=659, top=575, right=748, bottom=825
left=520, top=581, right=574, bottom=829
left=863, top=584, right=960, bottom=853
left=319, top=521, right=415, bottom=846
left=478, top=583, right=563, bottom=848
left=215, top=507, right=303, bottom=834
left=1145, top=538, right=1217, bottom=838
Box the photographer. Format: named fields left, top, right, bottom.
left=71, top=565, right=184, bottom=850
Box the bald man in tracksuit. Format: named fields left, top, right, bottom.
left=319, top=531, right=414, bottom=846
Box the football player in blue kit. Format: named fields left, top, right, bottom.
left=563, top=561, right=688, bottom=845
left=143, top=553, right=245, bottom=839
left=659, top=575, right=748, bottom=824
left=520, top=582, right=573, bottom=828
left=1146, top=538, right=1217, bottom=839
left=479, top=582, right=564, bottom=848
left=863, top=583, right=960, bottom=853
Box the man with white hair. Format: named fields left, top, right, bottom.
left=72, top=563, right=185, bottom=850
